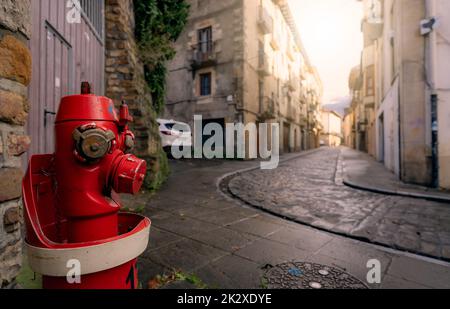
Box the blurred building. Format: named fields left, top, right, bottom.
left=164, top=0, right=323, bottom=154
left=345, top=65, right=364, bottom=151
left=343, top=110, right=356, bottom=149
left=355, top=0, right=450, bottom=189
left=320, top=110, right=343, bottom=147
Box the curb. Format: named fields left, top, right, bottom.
left=342, top=179, right=450, bottom=204
left=340, top=153, right=450, bottom=204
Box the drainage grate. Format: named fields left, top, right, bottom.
left=264, top=262, right=368, bottom=289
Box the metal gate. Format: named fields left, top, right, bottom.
left=28, top=0, right=105, bottom=156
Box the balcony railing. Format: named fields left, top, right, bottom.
left=258, top=6, right=273, bottom=35
left=192, top=41, right=216, bottom=69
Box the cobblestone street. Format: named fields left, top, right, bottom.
left=227, top=147, right=450, bottom=260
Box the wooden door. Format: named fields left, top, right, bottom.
left=28, top=0, right=105, bottom=156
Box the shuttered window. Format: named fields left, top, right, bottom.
left=200, top=73, right=212, bottom=96
left=79, top=0, right=104, bottom=38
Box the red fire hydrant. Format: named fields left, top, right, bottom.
left=22, top=83, right=151, bottom=289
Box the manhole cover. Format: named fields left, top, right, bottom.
left=264, top=262, right=368, bottom=289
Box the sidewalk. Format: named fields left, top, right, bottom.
left=342, top=147, right=450, bottom=203
left=122, top=158, right=450, bottom=289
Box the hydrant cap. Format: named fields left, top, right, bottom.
left=113, top=155, right=147, bottom=195
left=56, top=95, right=118, bottom=123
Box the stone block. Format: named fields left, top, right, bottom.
left=7, top=132, right=30, bottom=156
left=0, top=168, right=23, bottom=202
left=0, top=35, right=32, bottom=85
left=3, top=207, right=20, bottom=233
left=0, top=0, right=31, bottom=38
left=0, top=89, right=28, bottom=125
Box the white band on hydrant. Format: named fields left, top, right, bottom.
left=25, top=225, right=151, bottom=277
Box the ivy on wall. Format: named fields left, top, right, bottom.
left=134, top=0, right=189, bottom=114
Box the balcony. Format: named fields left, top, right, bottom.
left=362, top=20, right=383, bottom=43
left=258, top=6, right=273, bottom=35
left=258, top=52, right=272, bottom=76
left=192, top=41, right=216, bottom=69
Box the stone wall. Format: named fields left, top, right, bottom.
left=105, top=0, right=169, bottom=190
left=0, top=0, right=31, bottom=288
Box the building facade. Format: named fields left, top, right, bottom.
left=320, top=110, right=343, bottom=147
left=164, top=0, right=323, bottom=154
left=353, top=0, right=450, bottom=189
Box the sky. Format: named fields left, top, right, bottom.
left=288, top=0, right=363, bottom=105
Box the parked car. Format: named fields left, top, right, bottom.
left=157, top=119, right=192, bottom=154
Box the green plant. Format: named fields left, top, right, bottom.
left=175, top=271, right=208, bottom=289
left=260, top=277, right=269, bottom=289
left=147, top=269, right=208, bottom=289
left=16, top=256, right=42, bottom=289
left=134, top=0, right=189, bottom=114
left=145, top=149, right=170, bottom=191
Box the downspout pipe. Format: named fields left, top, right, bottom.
left=425, top=0, right=439, bottom=188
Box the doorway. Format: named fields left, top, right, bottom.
left=378, top=113, right=385, bottom=162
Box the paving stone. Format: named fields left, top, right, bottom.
left=315, top=238, right=394, bottom=274
left=265, top=226, right=334, bottom=253
left=145, top=238, right=228, bottom=273
left=387, top=256, right=450, bottom=289
left=196, top=208, right=256, bottom=226
left=152, top=214, right=220, bottom=237
left=226, top=216, right=284, bottom=238
left=148, top=227, right=184, bottom=251
left=174, top=205, right=223, bottom=218
left=380, top=274, right=432, bottom=289
left=195, top=254, right=264, bottom=289
left=189, top=227, right=257, bottom=252
left=137, top=258, right=172, bottom=289
left=234, top=238, right=309, bottom=266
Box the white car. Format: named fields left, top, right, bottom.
left=157, top=119, right=192, bottom=152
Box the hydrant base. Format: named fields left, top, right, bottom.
left=43, top=259, right=139, bottom=289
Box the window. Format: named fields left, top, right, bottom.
left=200, top=73, right=212, bottom=96
left=198, top=26, right=213, bottom=53
left=79, top=0, right=104, bottom=37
